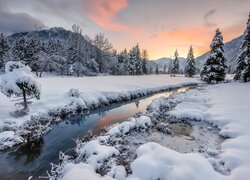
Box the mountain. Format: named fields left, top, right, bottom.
left=195, top=35, right=242, bottom=73
left=7, top=27, right=73, bottom=44
left=150, top=57, right=187, bottom=72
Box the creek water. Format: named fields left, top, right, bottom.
left=0, top=87, right=190, bottom=180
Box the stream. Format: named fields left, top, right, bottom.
left=0, top=87, right=188, bottom=180
left=0, top=86, right=225, bottom=179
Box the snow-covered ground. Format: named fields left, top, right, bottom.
left=0, top=75, right=199, bottom=149
left=51, top=81, right=250, bottom=180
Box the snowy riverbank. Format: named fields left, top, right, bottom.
left=0, top=75, right=200, bottom=149
left=50, top=81, right=250, bottom=180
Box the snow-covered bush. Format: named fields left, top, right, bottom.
left=0, top=61, right=41, bottom=108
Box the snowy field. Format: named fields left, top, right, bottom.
left=0, top=75, right=199, bottom=149
left=51, top=81, right=250, bottom=180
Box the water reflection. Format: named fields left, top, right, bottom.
left=135, top=101, right=140, bottom=109
left=9, top=138, right=44, bottom=164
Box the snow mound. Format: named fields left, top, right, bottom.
left=168, top=91, right=208, bottom=121
left=107, top=116, right=151, bottom=136
left=78, top=140, right=119, bottom=169
left=61, top=163, right=114, bottom=180
left=129, top=142, right=223, bottom=180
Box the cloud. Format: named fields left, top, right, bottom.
left=204, top=9, right=217, bottom=28
left=83, top=0, right=128, bottom=31
left=0, top=2, right=45, bottom=35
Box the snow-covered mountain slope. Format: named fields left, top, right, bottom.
left=150, top=57, right=187, bottom=71
left=7, top=27, right=74, bottom=44
left=196, top=36, right=242, bottom=72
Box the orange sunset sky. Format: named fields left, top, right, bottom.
left=0, top=0, right=250, bottom=59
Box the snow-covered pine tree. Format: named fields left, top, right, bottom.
left=172, top=50, right=179, bottom=76
left=133, top=44, right=143, bottom=75
left=234, top=13, right=250, bottom=82
left=118, top=49, right=130, bottom=75
left=163, top=64, right=167, bottom=74
left=200, top=29, right=227, bottom=83
left=0, top=33, right=9, bottom=70
left=149, top=66, right=153, bottom=74
left=185, top=46, right=196, bottom=77
left=0, top=61, right=41, bottom=108
left=141, top=49, right=148, bottom=74
left=155, top=65, right=159, bottom=75
left=127, top=47, right=136, bottom=75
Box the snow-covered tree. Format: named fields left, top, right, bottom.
left=133, top=44, right=143, bottom=75
left=0, top=33, right=9, bottom=70
left=117, top=49, right=130, bottom=75
left=128, top=44, right=143, bottom=75
left=12, top=36, right=42, bottom=72
left=200, top=29, right=227, bottom=83
left=185, top=46, right=196, bottom=77
left=0, top=61, right=41, bottom=108
left=155, top=65, right=159, bottom=75
left=234, top=13, right=250, bottom=82
left=93, top=33, right=113, bottom=73
left=172, top=50, right=179, bottom=76
left=149, top=66, right=153, bottom=74
left=163, top=64, right=167, bottom=74
left=141, top=49, right=148, bottom=74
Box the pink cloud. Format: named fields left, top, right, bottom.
left=84, top=0, right=128, bottom=31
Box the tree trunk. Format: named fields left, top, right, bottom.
left=22, top=89, right=27, bottom=109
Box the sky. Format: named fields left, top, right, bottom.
left=0, top=0, right=249, bottom=59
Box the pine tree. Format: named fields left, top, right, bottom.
left=234, top=13, right=250, bottom=82
left=141, top=49, right=148, bottom=74
left=155, top=65, right=159, bottom=75
left=134, top=44, right=143, bottom=75
left=200, top=29, right=227, bottom=83
left=0, top=33, right=9, bottom=69
left=172, top=50, right=179, bottom=76
left=149, top=66, right=153, bottom=74
left=185, top=46, right=196, bottom=77
left=127, top=47, right=136, bottom=75
left=163, top=64, right=167, bottom=74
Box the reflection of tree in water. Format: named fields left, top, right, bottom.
left=10, top=138, right=44, bottom=164
left=135, top=101, right=140, bottom=109
left=65, top=114, right=86, bottom=126
left=98, top=111, right=107, bottom=117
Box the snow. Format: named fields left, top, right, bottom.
left=78, top=140, right=119, bottom=169
left=129, top=142, right=223, bottom=180
left=54, top=81, right=250, bottom=180
left=0, top=75, right=199, bottom=149
left=60, top=163, right=114, bottom=180
left=107, top=116, right=151, bottom=136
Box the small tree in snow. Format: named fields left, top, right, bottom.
left=141, top=49, right=148, bottom=74
left=200, top=29, right=227, bottom=83
left=234, top=13, right=250, bottom=82
left=155, top=65, right=159, bottom=75
left=185, top=46, right=196, bottom=77
left=0, top=61, right=41, bottom=108
left=172, top=50, right=179, bottom=76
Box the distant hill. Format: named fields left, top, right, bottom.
left=7, top=27, right=73, bottom=44
left=149, top=57, right=187, bottom=72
